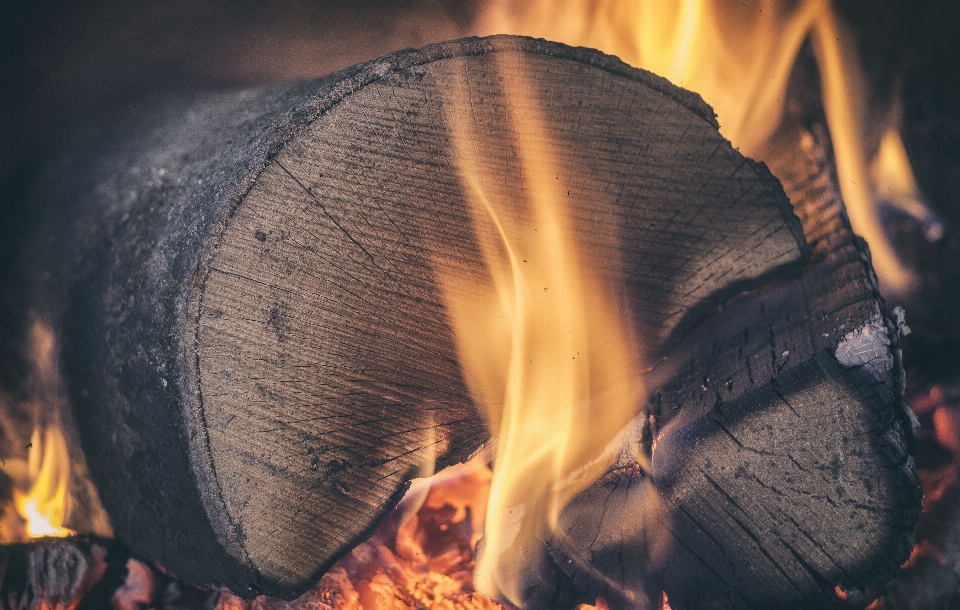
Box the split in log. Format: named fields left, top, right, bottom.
left=4, top=35, right=920, bottom=603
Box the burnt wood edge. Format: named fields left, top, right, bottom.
left=0, top=536, right=124, bottom=609
left=853, top=235, right=923, bottom=593
left=855, top=235, right=919, bottom=453
left=177, top=34, right=803, bottom=599
left=656, top=209, right=920, bottom=600
left=808, top=115, right=917, bottom=455
left=656, top=158, right=811, bottom=358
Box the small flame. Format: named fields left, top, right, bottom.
left=477, top=0, right=939, bottom=301
left=436, top=54, right=645, bottom=606
left=12, top=426, right=75, bottom=538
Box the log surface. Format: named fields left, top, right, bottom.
left=654, top=128, right=920, bottom=610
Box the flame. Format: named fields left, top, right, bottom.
left=435, top=54, right=645, bottom=606
left=477, top=0, right=939, bottom=301
left=0, top=320, right=109, bottom=542
left=11, top=426, right=75, bottom=538
left=870, top=127, right=944, bottom=242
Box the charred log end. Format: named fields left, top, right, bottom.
left=179, top=37, right=810, bottom=597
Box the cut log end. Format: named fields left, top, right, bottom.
left=181, top=37, right=810, bottom=597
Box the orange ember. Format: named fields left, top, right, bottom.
left=216, top=455, right=508, bottom=610
left=215, top=453, right=667, bottom=609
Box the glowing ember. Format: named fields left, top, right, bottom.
left=216, top=455, right=507, bottom=609
left=476, top=0, right=940, bottom=301
left=215, top=454, right=667, bottom=609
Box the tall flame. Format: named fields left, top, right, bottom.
left=0, top=321, right=84, bottom=541
left=12, top=427, right=75, bottom=538
left=477, top=0, right=940, bottom=301
left=437, top=54, right=645, bottom=606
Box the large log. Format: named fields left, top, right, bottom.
left=4, top=34, right=914, bottom=602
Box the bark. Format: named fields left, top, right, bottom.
left=0, top=536, right=219, bottom=610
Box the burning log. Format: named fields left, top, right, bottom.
left=5, top=34, right=919, bottom=604
left=0, top=536, right=115, bottom=610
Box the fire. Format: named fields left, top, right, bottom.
left=0, top=321, right=85, bottom=542
left=10, top=427, right=75, bottom=538
left=476, top=0, right=939, bottom=301
left=419, top=1, right=936, bottom=605
left=435, top=54, right=645, bottom=606
left=0, top=3, right=935, bottom=606
left=215, top=454, right=659, bottom=609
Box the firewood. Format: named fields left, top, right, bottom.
left=0, top=536, right=103, bottom=609
left=0, top=536, right=219, bottom=610
left=543, top=127, right=922, bottom=609
left=5, top=34, right=913, bottom=601
left=0, top=535, right=126, bottom=610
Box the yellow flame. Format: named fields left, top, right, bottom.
left=870, top=127, right=944, bottom=242
left=0, top=321, right=85, bottom=541
left=477, top=0, right=937, bottom=301
left=437, top=54, right=645, bottom=605
left=11, top=427, right=75, bottom=538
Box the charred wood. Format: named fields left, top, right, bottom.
left=542, top=82, right=921, bottom=610
left=0, top=535, right=218, bottom=610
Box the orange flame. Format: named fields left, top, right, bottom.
left=11, top=426, right=75, bottom=538
left=477, top=0, right=939, bottom=302
left=0, top=321, right=78, bottom=539
left=436, top=54, right=645, bottom=606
